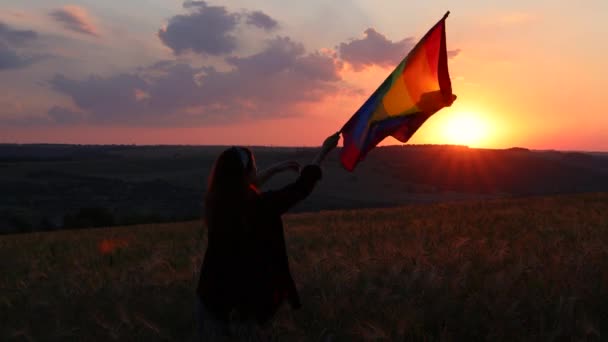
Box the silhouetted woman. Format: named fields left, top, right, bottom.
left=196, top=132, right=340, bottom=341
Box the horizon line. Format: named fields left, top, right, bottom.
left=1, top=142, right=607, bottom=154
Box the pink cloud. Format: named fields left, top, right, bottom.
left=47, top=38, right=344, bottom=126
left=49, top=5, right=99, bottom=37
left=338, top=28, right=414, bottom=70
left=338, top=28, right=459, bottom=71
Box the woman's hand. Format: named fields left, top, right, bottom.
left=322, top=132, right=341, bottom=152
left=313, top=131, right=341, bottom=166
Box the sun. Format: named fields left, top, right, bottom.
left=441, top=112, right=489, bottom=147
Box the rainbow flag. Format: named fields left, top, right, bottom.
left=340, top=12, right=457, bottom=171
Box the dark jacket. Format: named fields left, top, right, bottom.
left=197, top=165, right=322, bottom=324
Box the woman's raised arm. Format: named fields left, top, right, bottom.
left=255, top=161, right=300, bottom=187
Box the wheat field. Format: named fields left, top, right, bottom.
left=2, top=193, right=607, bottom=341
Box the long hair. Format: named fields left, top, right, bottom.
left=204, top=147, right=255, bottom=233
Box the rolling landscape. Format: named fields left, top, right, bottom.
left=2, top=144, right=608, bottom=234
left=2, top=144, right=607, bottom=340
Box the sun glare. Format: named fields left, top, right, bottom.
left=441, top=112, right=489, bottom=147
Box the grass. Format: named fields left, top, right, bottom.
left=1, top=193, right=608, bottom=341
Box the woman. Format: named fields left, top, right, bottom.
left=196, top=132, right=341, bottom=341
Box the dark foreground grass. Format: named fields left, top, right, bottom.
left=1, top=193, right=608, bottom=341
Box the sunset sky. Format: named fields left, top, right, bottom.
left=1, top=1, right=607, bottom=151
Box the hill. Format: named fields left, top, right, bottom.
left=1, top=193, right=607, bottom=340
left=2, top=144, right=608, bottom=233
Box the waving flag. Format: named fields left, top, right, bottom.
left=340, top=12, right=457, bottom=171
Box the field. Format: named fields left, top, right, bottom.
left=2, top=193, right=607, bottom=341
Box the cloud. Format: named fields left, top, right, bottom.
left=0, top=22, right=40, bottom=70
left=48, top=36, right=342, bottom=125
left=338, top=28, right=415, bottom=70
left=225, top=37, right=305, bottom=74
left=448, top=49, right=461, bottom=59
left=0, top=42, right=36, bottom=70
left=47, top=106, right=85, bottom=124
left=338, top=28, right=460, bottom=70
left=246, top=11, right=278, bottom=30
left=0, top=22, right=37, bottom=46
left=158, top=2, right=280, bottom=56
left=49, top=72, right=149, bottom=123
left=49, top=6, right=100, bottom=37
left=158, top=1, right=239, bottom=56
left=204, top=37, right=341, bottom=112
